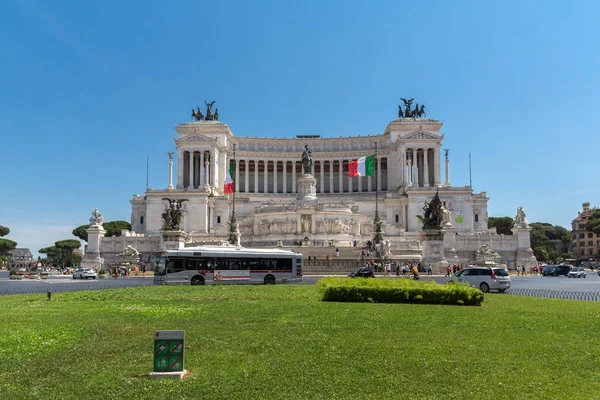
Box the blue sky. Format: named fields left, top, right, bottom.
left=1, top=0, right=599, bottom=257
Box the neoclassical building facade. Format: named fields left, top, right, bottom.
left=94, top=114, right=535, bottom=271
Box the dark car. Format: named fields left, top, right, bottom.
left=349, top=267, right=375, bottom=278
left=542, top=265, right=571, bottom=277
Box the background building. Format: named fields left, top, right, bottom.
left=10, top=248, right=33, bottom=270
left=571, top=202, right=599, bottom=264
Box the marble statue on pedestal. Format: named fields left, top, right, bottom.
left=514, top=206, right=528, bottom=227
left=89, top=208, right=103, bottom=226
left=161, top=198, right=188, bottom=230
left=301, top=145, right=313, bottom=174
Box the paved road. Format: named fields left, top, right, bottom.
left=0, top=271, right=153, bottom=295
left=1, top=270, right=599, bottom=296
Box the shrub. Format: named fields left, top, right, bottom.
left=317, top=277, right=483, bottom=306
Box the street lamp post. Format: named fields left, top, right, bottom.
left=228, top=143, right=240, bottom=246
left=373, top=141, right=384, bottom=268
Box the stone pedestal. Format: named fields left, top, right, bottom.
left=161, top=230, right=188, bottom=250
left=296, top=174, right=317, bottom=202
left=420, top=229, right=448, bottom=273
left=512, top=225, right=537, bottom=267
left=81, top=224, right=106, bottom=270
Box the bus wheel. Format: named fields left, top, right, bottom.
left=191, top=276, right=205, bottom=286
left=264, top=275, right=276, bottom=285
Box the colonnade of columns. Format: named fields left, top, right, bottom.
left=176, top=147, right=441, bottom=191
left=230, top=157, right=387, bottom=194
left=178, top=150, right=211, bottom=189
left=402, top=147, right=441, bottom=187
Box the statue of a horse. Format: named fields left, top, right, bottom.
left=191, top=107, right=204, bottom=121
left=417, top=105, right=426, bottom=118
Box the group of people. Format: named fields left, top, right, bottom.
left=109, top=265, right=146, bottom=278
left=445, top=264, right=466, bottom=277
left=396, top=263, right=423, bottom=278
left=516, top=265, right=541, bottom=275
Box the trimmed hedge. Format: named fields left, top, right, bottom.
left=317, top=277, right=483, bottom=306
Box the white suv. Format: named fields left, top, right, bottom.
left=446, top=267, right=511, bottom=293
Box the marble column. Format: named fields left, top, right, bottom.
left=273, top=160, right=278, bottom=193
left=292, top=161, right=297, bottom=193
left=167, top=153, right=174, bottom=190
left=320, top=161, right=324, bottom=193
left=200, top=151, right=205, bottom=186
left=254, top=160, right=259, bottom=193
left=235, top=158, right=240, bottom=192
left=338, top=159, right=343, bottom=193
left=283, top=160, right=287, bottom=194
left=176, top=150, right=183, bottom=189
left=204, top=153, right=210, bottom=186
left=376, top=155, right=382, bottom=191
left=400, top=146, right=405, bottom=186
left=423, top=148, right=430, bottom=187
left=244, top=159, right=249, bottom=193
left=434, top=148, right=441, bottom=186
left=188, top=151, right=194, bottom=188
left=329, top=160, right=334, bottom=193
left=264, top=161, right=269, bottom=193
left=444, top=155, right=451, bottom=186
left=407, top=151, right=413, bottom=186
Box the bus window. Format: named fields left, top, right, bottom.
left=278, top=259, right=292, bottom=270
left=167, top=259, right=187, bottom=274
left=203, top=258, right=215, bottom=270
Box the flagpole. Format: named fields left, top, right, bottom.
left=469, top=152, right=472, bottom=189
left=373, top=141, right=383, bottom=250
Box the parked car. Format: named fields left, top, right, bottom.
left=567, top=267, right=586, bottom=279
left=73, top=268, right=97, bottom=279
left=542, top=265, right=571, bottom=277
left=349, top=267, right=375, bottom=278
left=445, top=267, right=511, bottom=293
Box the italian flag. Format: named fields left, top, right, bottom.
left=224, top=162, right=234, bottom=194
left=348, top=155, right=375, bottom=177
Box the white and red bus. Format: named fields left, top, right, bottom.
left=154, top=245, right=303, bottom=285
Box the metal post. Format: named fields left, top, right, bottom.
left=228, top=143, right=240, bottom=246
left=373, top=141, right=383, bottom=250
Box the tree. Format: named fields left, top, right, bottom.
left=586, top=210, right=600, bottom=235
left=488, top=217, right=514, bottom=235
left=72, top=225, right=88, bottom=241
left=72, top=220, right=132, bottom=242
left=53, top=240, right=82, bottom=268
left=0, top=225, right=9, bottom=237
left=0, top=238, right=17, bottom=268
left=104, top=221, right=132, bottom=237
left=530, top=222, right=572, bottom=263
left=39, top=246, right=59, bottom=266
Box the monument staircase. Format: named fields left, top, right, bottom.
left=287, top=245, right=379, bottom=274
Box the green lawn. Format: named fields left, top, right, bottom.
left=1, top=285, right=599, bottom=399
